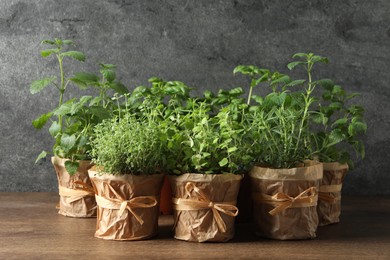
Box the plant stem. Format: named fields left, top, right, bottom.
left=57, top=54, right=65, bottom=135
left=294, top=61, right=313, bottom=157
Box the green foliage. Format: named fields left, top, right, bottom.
left=164, top=94, right=253, bottom=175
left=288, top=52, right=367, bottom=166
left=90, top=105, right=165, bottom=175
left=30, top=38, right=128, bottom=174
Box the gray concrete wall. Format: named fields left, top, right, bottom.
left=0, top=0, right=389, bottom=194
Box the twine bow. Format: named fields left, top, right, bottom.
left=58, top=180, right=95, bottom=203
left=253, top=187, right=318, bottom=216
left=172, top=182, right=239, bottom=233
left=95, top=183, right=157, bottom=225
left=318, top=184, right=342, bottom=203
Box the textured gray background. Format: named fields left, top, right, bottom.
left=0, top=0, right=389, bottom=194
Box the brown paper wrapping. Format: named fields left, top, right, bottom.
left=51, top=156, right=96, bottom=217
left=318, top=162, right=348, bottom=226
left=88, top=169, right=164, bottom=241
left=169, top=173, right=242, bottom=242
left=250, top=162, right=323, bottom=240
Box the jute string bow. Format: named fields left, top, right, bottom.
left=95, top=182, right=157, bottom=225
left=59, top=180, right=95, bottom=203
left=253, top=187, right=318, bottom=216
left=318, top=184, right=342, bottom=203
left=172, top=182, right=239, bottom=233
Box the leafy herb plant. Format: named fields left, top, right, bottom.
left=30, top=39, right=127, bottom=174
left=288, top=53, right=367, bottom=166
left=164, top=91, right=253, bottom=175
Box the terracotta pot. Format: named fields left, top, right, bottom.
left=159, top=175, right=173, bottom=215
left=51, top=156, right=96, bottom=218
left=318, top=162, right=348, bottom=226
left=250, top=162, right=323, bottom=240
left=169, top=173, right=242, bottom=242
left=88, top=168, right=164, bottom=241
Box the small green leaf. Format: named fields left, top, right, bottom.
left=101, top=68, right=116, bottom=82
left=61, top=51, right=86, bottom=62
left=54, top=100, right=74, bottom=116
left=32, top=112, right=53, bottom=129
left=41, top=48, right=59, bottom=58
left=287, top=61, right=305, bottom=70
left=218, top=157, right=229, bottom=167
left=109, top=81, right=129, bottom=95
left=30, top=77, right=56, bottom=94
left=49, top=121, right=60, bottom=137
left=227, top=147, right=238, bottom=153
left=62, top=40, right=74, bottom=45
left=292, top=53, right=308, bottom=59
left=65, top=160, right=79, bottom=175
left=89, top=106, right=111, bottom=120
left=60, top=134, right=76, bottom=152
left=35, top=151, right=47, bottom=164
left=285, top=79, right=306, bottom=87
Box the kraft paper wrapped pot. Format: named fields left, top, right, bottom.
left=318, top=162, right=349, bottom=226
left=250, top=162, right=323, bottom=240
left=51, top=156, right=96, bottom=218
left=88, top=168, right=164, bottom=241
left=169, top=173, right=242, bottom=242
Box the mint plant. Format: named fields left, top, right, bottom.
left=30, top=39, right=128, bottom=174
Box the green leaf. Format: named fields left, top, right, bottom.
left=348, top=122, right=367, bottom=136
left=65, top=160, right=79, bottom=175
left=54, top=100, right=75, bottom=116
left=292, top=53, right=308, bottom=59
left=70, top=72, right=100, bottom=89
left=287, top=61, right=305, bottom=70
left=285, top=79, right=306, bottom=87
left=218, top=157, right=229, bottom=167
left=332, top=118, right=348, bottom=127
left=271, top=75, right=290, bottom=86
left=32, top=112, right=53, bottom=129
left=89, top=106, right=111, bottom=120
left=60, top=134, right=76, bottom=152
left=109, top=81, right=129, bottom=95
left=101, top=68, right=116, bottom=82
left=41, top=40, right=56, bottom=45
left=316, top=79, right=334, bottom=90
left=35, top=151, right=47, bottom=164
left=62, top=40, right=74, bottom=45
left=61, top=51, right=86, bottom=62
left=227, top=147, right=238, bottom=153
left=328, top=129, right=345, bottom=145
left=30, top=77, right=56, bottom=94
left=41, top=48, right=59, bottom=58
left=49, top=121, right=61, bottom=137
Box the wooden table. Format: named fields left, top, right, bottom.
left=0, top=193, right=389, bottom=259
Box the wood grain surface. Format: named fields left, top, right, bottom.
left=0, top=192, right=389, bottom=259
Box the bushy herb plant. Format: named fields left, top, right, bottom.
left=164, top=89, right=253, bottom=175
left=90, top=94, right=165, bottom=175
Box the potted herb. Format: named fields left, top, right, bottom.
left=88, top=93, right=165, bottom=241
left=235, top=56, right=323, bottom=240
left=296, top=54, right=367, bottom=226
left=165, top=91, right=253, bottom=242
left=30, top=39, right=127, bottom=217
